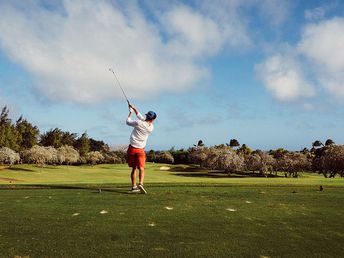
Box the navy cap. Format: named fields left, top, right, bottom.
left=145, top=111, right=157, bottom=120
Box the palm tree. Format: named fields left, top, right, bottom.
left=312, top=140, right=323, bottom=148
left=325, top=139, right=335, bottom=146
left=228, top=139, right=240, bottom=148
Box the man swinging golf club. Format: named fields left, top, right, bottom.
left=126, top=103, right=156, bottom=194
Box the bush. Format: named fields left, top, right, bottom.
left=245, top=151, right=275, bottom=176
left=57, top=145, right=80, bottom=165
left=86, top=151, right=104, bottom=165
left=203, top=146, right=244, bottom=173
left=170, top=149, right=189, bottom=164
left=188, top=147, right=208, bottom=167
left=21, top=145, right=58, bottom=166
left=275, top=152, right=311, bottom=177
left=313, top=145, right=344, bottom=177
left=0, top=147, right=20, bottom=165
left=153, top=151, right=174, bottom=164
left=103, top=151, right=126, bottom=164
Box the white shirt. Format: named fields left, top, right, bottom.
left=126, top=112, right=154, bottom=149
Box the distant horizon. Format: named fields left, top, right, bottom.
left=1, top=0, right=344, bottom=151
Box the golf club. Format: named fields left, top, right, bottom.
left=109, top=68, right=130, bottom=108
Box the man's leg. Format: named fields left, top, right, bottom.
left=131, top=167, right=137, bottom=187
left=138, top=167, right=147, bottom=194
left=138, top=167, right=145, bottom=185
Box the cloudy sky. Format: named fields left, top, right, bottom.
left=1, top=0, right=344, bottom=150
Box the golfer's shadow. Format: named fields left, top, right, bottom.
left=26, top=184, right=135, bottom=195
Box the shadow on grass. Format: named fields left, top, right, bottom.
left=0, top=184, right=134, bottom=195
left=7, top=167, right=35, bottom=172
left=172, top=170, right=284, bottom=179
left=173, top=172, right=245, bottom=178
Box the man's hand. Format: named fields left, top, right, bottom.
left=129, top=103, right=139, bottom=115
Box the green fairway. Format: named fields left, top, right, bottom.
left=0, top=164, right=343, bottom=257
left=1, top=163, right=343, bottom=187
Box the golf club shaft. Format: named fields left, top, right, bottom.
left=109, top=68, right=130, bottom=106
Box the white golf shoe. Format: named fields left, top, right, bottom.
left=131, top=186, right=140, bottom=193
left=138, top=184, right=147, bottom=194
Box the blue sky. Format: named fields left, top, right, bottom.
left=1, top=0, right=344, bottom=151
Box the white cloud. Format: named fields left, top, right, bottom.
left=0, top=0, right=251, bottom=104
left=255, top=53, right=315, bottom=102
left=298, top=17, right=344, bottom=98
left=161, top=5, right=223, bottom=58
left=257, top=16, right=344, bottom=103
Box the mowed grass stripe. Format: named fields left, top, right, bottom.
left=0, top=163, right=343, bottom=187
left=0, top=186, right=343, bottom=257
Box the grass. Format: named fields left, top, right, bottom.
left=0, top=163, right=343, bottom=257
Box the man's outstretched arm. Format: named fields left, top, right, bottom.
left=129, top=104, right=145, bottom=121
left=126, top=108, right=138, bottom=127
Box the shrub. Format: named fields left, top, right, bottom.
left=313, top=145, right=344, bottom=177
left=153, top=151, right=174, bottom=164
left=275, top=152, right=311, bottom=177
left=188, top=147, right=208, bottom=167
left=170, top=149, right=189, bottom=164
left=103, top=151, right=126, bottom=164
left=245, top=151, right=275, bottom=176
left=203, top=146, right=244, bottom=173
left=86, top=151, right=104, bottom=165
left=0, top=147, right=20, bottom=165
left=21, top=145, right=58, bottom=166
left=57, top=145, right=80, bottom=165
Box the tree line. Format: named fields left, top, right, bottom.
left=0, top=106, right=125, bottom=165
left=147, top=139, right=344, bottom=178
left=1, top=106, right=343, bottom=178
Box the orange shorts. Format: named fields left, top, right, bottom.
left=127, top=145, right=146, bottom=169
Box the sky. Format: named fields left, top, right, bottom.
left=1, top=0, right=344, bottom=151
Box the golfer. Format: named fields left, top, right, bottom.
left=126, top=104, right=156, bottom=194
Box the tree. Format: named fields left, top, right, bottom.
left=40, top=128, right=63, bottom=148
left=202, top=146, right=244, bottom=174
left=89, top=138, right=110, bottom=152
left=275, top=152, right=311, bottom=177
left=188, top=147, right=209, bottom=167
left=269, top=148, right=288, bottom=159
left=313, top=145, right=344, bottom=178
left=15, top=116, right=39, bottom=150
left=153, top=151, right=174, bottom=164
left=245, top=150, right=275, bottom=176
left=325, top=139, right=335, bottom=146
left=194, top=140, right=204, bottom=147
left=312, top=140, right=323, bottom=148
left=237, top=144, right=252, bottom=155
left=61, top=131, right=77, bottom=146
left=74, top=132, right=90, bottom=156
left=228, top=139, right=240, bottom=148
left=0, top=106, right=19, bottom=151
